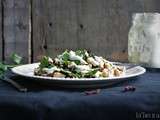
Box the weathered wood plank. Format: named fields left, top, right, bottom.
left=32, top=0, right=129, bottom=62
left=77, top=0, right=127, bottom=61
left=32, top=0, right=160, bottom=62
left=32, top=0, right=78, bottom=61
left=3, top=0, right=30, bottom=63
left=0, top=0, right=2, bottom=61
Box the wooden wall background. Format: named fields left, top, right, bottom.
left=0, top=0, right=160, bottom=63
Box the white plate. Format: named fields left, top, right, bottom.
left=11, top=63, right=146, bottom=88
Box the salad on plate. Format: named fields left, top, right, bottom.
left=34, top=50, right=125, bottom=78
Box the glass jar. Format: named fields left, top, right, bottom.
left=128, top=13, right=160, bottom=68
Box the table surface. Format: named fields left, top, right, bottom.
left=0, top=69, right=160, bottom=120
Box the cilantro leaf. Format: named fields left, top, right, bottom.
left=0, top=62, right=8, bottom=71
left=0, top=53, right=22, bottom=79
left=0, top=62, right=8, bottom=78
left=11, top=53, right=22, bottom=65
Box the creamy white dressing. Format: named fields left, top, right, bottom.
left=68, top=62, right=77, bottom=68
left=94, top=56, right=103, bottom=63
left=85, top=51, right=89, bottom=57
left=75, top=65, right=91, bottom=72
left=42, top=66, right=60, bottom=74
left=87, top=57, right=99, bottom=66
left=69, top=51, right=87, bottom=64
left=54, top=58, right=60, bottom=64
left=48, top=57, right=53, bottom=63
left=80, top=70, right=90, bottom=74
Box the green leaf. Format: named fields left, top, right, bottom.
left=39, top=56, right=53, bottom=69
left=0, top=53, right=23, bottom=79
left=0, top=62, right=8, bottom=78
left=75, top=49, right=88, bottom=60
left=73, top=60, right=81, bottom=65
left=62, top=50, right=70, bottom=61
left=72, top=72, right=82, bottom=78
left=84, top=69, right=98, bottom=78
left=61, top=69, right=82, bottom=78
left=63, top=60, right=71, bottom=66
left=11, top=53, right=22, bottom=64
left=0, top=62, right=8, bottom=71
left=75, top=49, right=85, bottom=56
left=75, top=72, right=82, bottom=78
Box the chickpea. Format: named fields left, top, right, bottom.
left=100, top=61, right=105, bottom=69
left=113, top=69, right=123, bottom=76
left=102, top=69, right=109, bottom=77
left=104, top=62, right=111, bottom=69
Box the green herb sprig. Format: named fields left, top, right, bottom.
left=0, top=53, right=22, bottom=78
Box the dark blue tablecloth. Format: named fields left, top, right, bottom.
left=0, top=69, right=160, bottom=120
